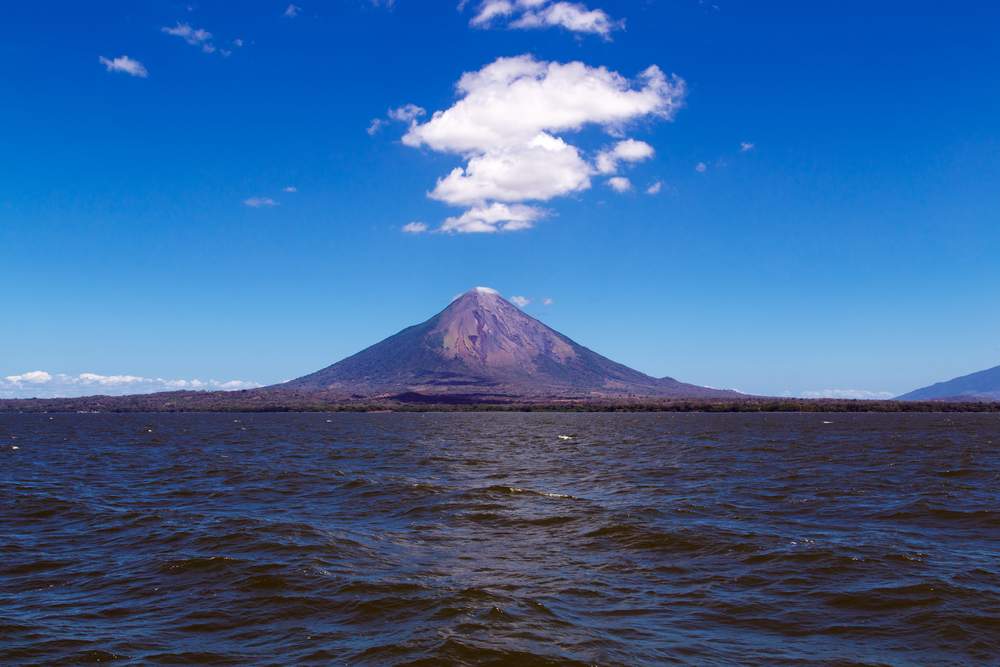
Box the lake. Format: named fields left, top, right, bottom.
left=2, top=412, right=998, bottom=665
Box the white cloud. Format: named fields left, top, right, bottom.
left=740, top=141, right=755, bottom=152
left=595, top=138, right=654, bottom=174
left=543, top=297, right=554, bottom=305
left=98, top=55, right=148, bottom=78
left=430, top=133, right=590, bottom=206
left=402, top=221, right=428, bottom=233
left=233, top=38, right=244, bottom=47
left=607, top=176, right=631, bottom=192
left=0, top=371, right=261, bottom=399
left=471, top=1, right=514, bottom=24
left=799, top=389, right=895, bottom=400
left=160, top=22, right=229, bottom=57
left=243, top=197, right=278, bottom=208
left=471, top=0, right=622, bottom=38
left=162, top=23, right=217, bottom=54
left=512, top=2, right=622, bottom=37
left=403, top=55, right=684, bottom=232
left=453, top=286, right=500, bottom=300
left=216, top=380, right=255, bottom=390
left=440, top=202, right=544, bottom=233
left=387, top=103, right=426, bottom=123
left=510, top=295, right=531, bottom=307
left=284, top=4, right=301, bottom=17
left=282, top=185, right=298, bottom=193
left=4, top=371, right=52, bottom=384
left=695, top=161, right=707, bottom=173
left=404, top=57, right=680, bottom=153
left=610, top=138, right=654, bottom=161
left=369, top=103, right=427, bottom=135
left=646, top=180, right=662, bottom=195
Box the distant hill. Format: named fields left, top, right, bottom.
left=280, top=287, right=738, bottom=400
left=897, top=364, right=1000, bottom=401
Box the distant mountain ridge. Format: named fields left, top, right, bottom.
left=897, top=364, right=1000, bottom=402
left=281, top=287, right=737, bottom=400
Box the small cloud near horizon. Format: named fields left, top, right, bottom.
left=510, top=295, right=531, bottom=307
left=740, top=141, right=755, bottom=152
left=695, top=162, right=707, bottom=173
left=1, top=371, right=261, bottom=399
left=282, top=185, right=298, bottom=193
left=284, top=4, right=301, bottom=18
left=646, top=180, right=662, bottom=195
left=799, top=389, right=895, bottom=400
left=543, top=297, right=554, bottom=305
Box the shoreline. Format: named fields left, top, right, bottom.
left=2, top=394, right=998, bottom=414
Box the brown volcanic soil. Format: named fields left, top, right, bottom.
left=2, top=390, right=999, bottom=413
left=281, top=287, right=738, bottom=400
left=10, top=288, right=995, bottom=412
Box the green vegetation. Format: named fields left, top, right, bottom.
left=1, top=391, right=998, bottom=414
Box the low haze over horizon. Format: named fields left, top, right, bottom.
left=2, top=1, right=998, bottom=399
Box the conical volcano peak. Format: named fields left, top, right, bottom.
left=452, top=286, right=503, bottom=304
left=437, top=286, right=573, bottom=370
left=283, top=289, right=740, bottom=400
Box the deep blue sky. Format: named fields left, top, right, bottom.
left=1, top=1, right=998, bottom=398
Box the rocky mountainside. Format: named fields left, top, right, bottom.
left=897, top=364, right=1000, bottom=401
left=281, top=287, right=738, bottom=400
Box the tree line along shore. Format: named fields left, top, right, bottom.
left=1, top=391, right=998, bottom=413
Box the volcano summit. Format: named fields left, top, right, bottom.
left=0, top=287, right=742, bottom=411
left=281, top=287, right=736, bottom=401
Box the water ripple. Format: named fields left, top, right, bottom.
left=1, top=411, right=998, bottom=665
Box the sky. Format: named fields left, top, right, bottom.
left=1, top=0, right=998, bottom=399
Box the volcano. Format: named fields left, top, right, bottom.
left=897, top=363, right=1000, bottom=402
left=281, top=287, right=738, bottom=400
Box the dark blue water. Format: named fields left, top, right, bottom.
left=2, top=412, right=998, bottom=665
